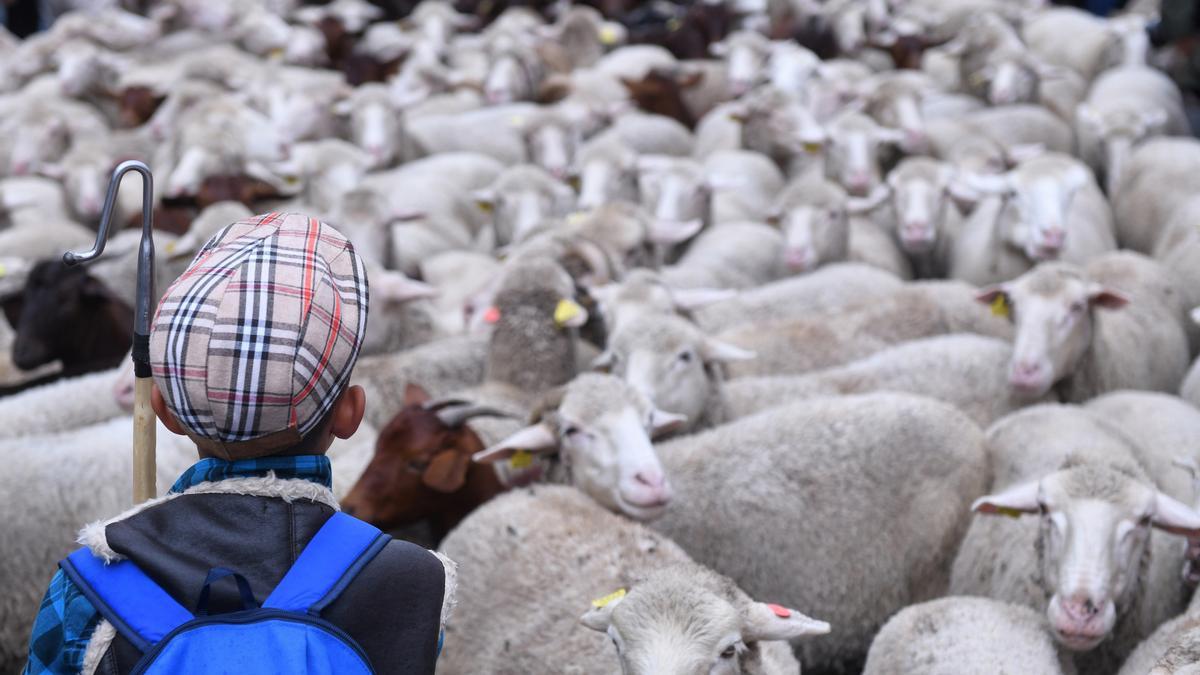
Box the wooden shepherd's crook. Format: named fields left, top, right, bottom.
left=64, top=160, right=157, bottom=503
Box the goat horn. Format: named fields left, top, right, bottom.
left=436, top=404, right=518, bottom=428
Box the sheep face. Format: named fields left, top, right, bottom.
left=967, top=162, right=1092, bottom=262
left=987, top=59, right=1039, bottom=107
left=825, top=114, right=904, bottom=197
left=601, top=316, right=752, bottom=433
left=712, top=32, right=769, bottom=97
left=525, top=121, right=579, bottom=182
left=636, top=158, right=709, bottom=245
left=9, top=118, right=68, bottom=176
left=772, top=203, right=848, bottom=274
left=474, top=168, right=576, bottom=247
left=766, top=44, right=820, bottom=97
left=340, top=95, right=399, bottom=168
left=976, top=266, right=1128, bottom=398
left=887, top=163, right=955, bottom=254
left=974, top=466, right=1200, bottom=651
left=577, top=153, right=638, bottom=210
left=734, top=94, right=827, bottom=167
left=62, top=159, right=108, bottom=222
left=581, top=569, right=828, bottom=675
left=474, top=374, right=679, bottom=521
left=1076, top=106, right=1169, bottom=196
left=484, top=52, right=534, bottom=105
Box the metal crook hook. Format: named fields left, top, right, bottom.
left=62, top=159, right=156, bottom=370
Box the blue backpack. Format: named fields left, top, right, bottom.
left=59, top=512, right=390, bottom=675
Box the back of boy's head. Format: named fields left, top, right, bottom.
left=150, top=212, right=370, bottom=460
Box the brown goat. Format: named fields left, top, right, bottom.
left=341, top=385, right=511, bottom=542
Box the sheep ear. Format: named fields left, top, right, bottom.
left=671, top=287, right=736, bottom=311
left=709, top=40, right=730, bottom=57
left=650, top=409, right=687, bottom=438
left=374, top=271, right=438, bottom=302
left=1062, top=164, right=1092, bottom=195
left=742, top=602, right=831, bottom=642
left=555, top=298, right=589, bottom=328
left=974, top=286, right=1010, bottom=307
left=38, top=162, right=66, bottom=180
left=1152, top=492, right=1200, bottom=537
left=972, top=480, right=1041, bottom=516
left=580, top=592, right=623, bottom=632
left=1006, top=143, right=1045, bottom=166
left=472, top=423, right=559, bottom=463
left=701, top=338, right=756, bottom=364
left=1190, top=307, right=1200, bottom=326
left=846, top=184, right=890, bottom=215
left=591, top=351, right=616, bottom=373
left=332, top=97, right=355, bottom=116
left=1075, top=103, right=1103, bottom=132
left=1140, top=108, right=1169, bottom=132
left=1087, top=285, right=1129, bottom=309
left=472, top=189, right=497, bottom=213
left=649, top=218, right=703, bottom=245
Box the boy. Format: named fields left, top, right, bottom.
left=24, top=213, right=451, bottom=674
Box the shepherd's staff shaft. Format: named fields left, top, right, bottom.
left=64, top=160, right=157, bottom=503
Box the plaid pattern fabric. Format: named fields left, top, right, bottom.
left=151, top=213, right=369, bottom=459
left=22, top=571, right=100, bottom=675
left=170, top=455, right=333, bottom=494
left=23, top=458, right=336, bottom=674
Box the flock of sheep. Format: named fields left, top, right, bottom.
left=2, top=0, right=1200, bottom=673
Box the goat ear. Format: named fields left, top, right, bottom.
left=404, top=383, right=431, bottom=407
left=972, top=480, right=1041, bottom=516
left=742, top=602, right=830, bottom=643
left=422, top=449, right=470, bottom=493
left=1152, top=492, right=1200, bottom=537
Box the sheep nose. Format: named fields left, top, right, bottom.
left=1060, top=596, right=1101, bottom=622
left=634, top=470, right=665, bottom=490
left=1014, top=361, right=1041, bottom=377
left=1042, top=228, right=1066, bottom=248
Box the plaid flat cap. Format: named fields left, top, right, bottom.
left=150, top=212, right=369, bottom=460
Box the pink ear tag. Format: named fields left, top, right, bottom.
left=767, top=604, right=791, bottom=618
left=483, top=307, right=501, bottom=324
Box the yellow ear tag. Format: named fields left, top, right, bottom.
left=599, top=25, right=620, bottom=46
left=970, top=72, right=987, bottom=87
left=803, top=142, right=823, bottom=154
left=476, top=200, right=494, bottom=213
left=510, top=450, right=533, bottom=469
left=667, top=17, right=682, bottom=32
left=509, top=115, right=526, bottom=127
left=994, top=506, right=1023, bottom=519
left=555, top=298, right=583, bottom=327
left=566, top=211, right=586, bottom=226
left=592, top=588, right=626, bottom=608
left=990, top=294, right=1010, bottom=318
left=165, top=242, right=177, bottom=255
left=0, top=263, right=6, bottom=277
left=268, top=47, right=285, bottom=60
left=284, top=174, right=300, bottom=186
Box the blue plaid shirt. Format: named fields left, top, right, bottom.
left=22, top=456, right=333, bottom=674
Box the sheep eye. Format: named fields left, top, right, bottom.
left=1138, top=514, right=1152, bottom=528
left=720, top=645, right=737, bottom=659
left=677, top=350, right=694, bottom=364
left=564, top=425, right=582, bottom=437
left=1069, top=301, right=1087, bottom=314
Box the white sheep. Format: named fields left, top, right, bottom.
left=438, top=486, right=824, bottom=674
left=354, top=335, right=489, bottom=430
left=660, top=222, right=788, bottom=291
left=882, top=156, right=962, bottom=277
left=976, top=252, right=1191, bottom=402
left=652, top=393, right=988, bottom=671
left=864, top=596, right=1076, bottom=675
left=722, top=334, right=1041, bottom=427
left=949, top=153, right=1115, bottom=287
left=1118, top=592, right=1200, bottom=675
left=949, top=403, right=1200, bottom=673
left=717, top=280, right=1013, bottom=378
left=1112, top=138, right=1200, bottom=255
left=692, top=263, right=903, bottom=333
left=1076, top=66, right=1190, bottom=195
left=1153, top=203, right=1200, bottom=353
left=471, top=164, right=576, bottom=248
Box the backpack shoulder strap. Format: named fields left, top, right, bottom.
left=262, top=512, right=391, bottom=615
left=59, top=549, right=193, bottom=653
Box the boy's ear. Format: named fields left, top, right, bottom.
left=151, top=384, right=188, bottom=436
left=331, top=385, right=366, bottom=440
